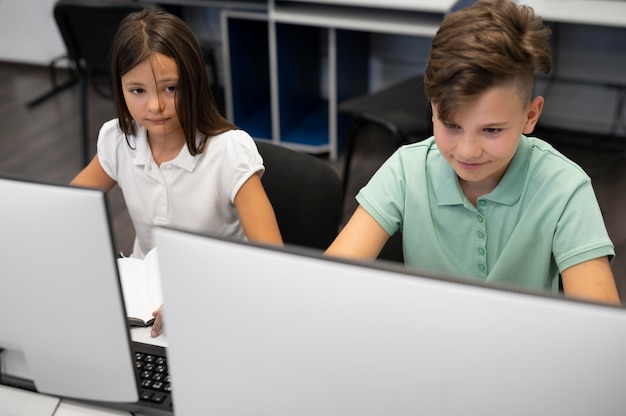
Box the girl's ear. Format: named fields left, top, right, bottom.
left=523, top=96, right=544, bottom=134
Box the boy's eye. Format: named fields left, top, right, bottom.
left=484, top=128, right=502, bottom=134
left=444, top=123, right=460, bottom=130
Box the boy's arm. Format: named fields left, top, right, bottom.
left=561, top=256, right=621, bottom=305
left=325, top=205, right=391, bottom=261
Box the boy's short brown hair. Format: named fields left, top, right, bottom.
left=424, top=0, right=551, bottom=122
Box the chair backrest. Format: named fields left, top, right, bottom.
left=256, top=141, right=343, bottom=251
left=54, top=0, right=152, bottom=77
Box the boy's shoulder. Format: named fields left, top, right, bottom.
left=397, top=136, right=437, bottom=154
left=524, top=135, right=589, bottom=178
left=526, top=136, right=578, bottom=164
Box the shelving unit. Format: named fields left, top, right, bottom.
left=221, top=0, right=448, bottom=160
left=222, top=11, right=273, bottom=140
left=142, top=0, right=626, bottom=156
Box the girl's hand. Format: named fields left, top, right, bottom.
left=150, top=305, right=164, bottom=337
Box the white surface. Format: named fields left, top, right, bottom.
left=275, top=0, right=457, bottom=13
left=271, top=4, right=443, bottom=35
left=155, top=227, right=626, bottom=416
left=53, top=401, right=130, bottom=416
left=130, top=327, right=168, bottom=348
left=0, top=385, right=59, bottom=416
left=118, top=249, right=163, bottom=325
left=521, top=0, right=626, bottom=27
left=0, top=0, right=66, bottom=65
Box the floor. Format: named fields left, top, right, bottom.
left=2, top=61, right=626, bottom=298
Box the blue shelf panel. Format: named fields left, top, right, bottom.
left=280, top=106, right=329, bottom=147
left=237, top=103, right=272, bottom=140
left=228, top=16, right=272, bottom=139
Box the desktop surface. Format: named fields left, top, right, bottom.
left=155, top=226, right=626, bottom=416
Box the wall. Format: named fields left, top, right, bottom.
left=0, top=0, right=65, bottom=65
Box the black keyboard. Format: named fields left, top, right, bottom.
left=132, top=342, right=174, bottom=415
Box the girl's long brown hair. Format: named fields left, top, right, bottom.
left=110, top=9, right=236, bottom=155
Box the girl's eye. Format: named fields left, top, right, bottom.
left=165, top=85, right=177, bottom=92
left=130, top=88, right=144, bottom=95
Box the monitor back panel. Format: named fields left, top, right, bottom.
left=0, top=176, right=137, bottom=402
left=154, top=227, right=626, bottom=416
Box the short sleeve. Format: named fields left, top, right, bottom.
left=553, top=180, right=615, bottom=271
left=96, top=119, right=125, bottom=182
left=219, top=130, right=265, bottom=203
left=356, top=149, right=407, bottom=236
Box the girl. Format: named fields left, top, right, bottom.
left=71, top=9, right=283, bottom=335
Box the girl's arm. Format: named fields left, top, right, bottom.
left=234, top=173, right=283, bottom=246
left=561, top=256, right=621, bottom=305
left=325, top=205, right=391, bottom=261
left=70, top=155, right=117, bottom=191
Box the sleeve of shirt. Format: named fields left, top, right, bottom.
left=356, top=149, right=406, bottom=236
left=553, top=180, right=615, bottom=271
left=96, top=119, right=123, bottom=182
left=222, top=130, right=265, bottom=203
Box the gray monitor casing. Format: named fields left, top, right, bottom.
left=0, top=176, right=137, bottom=403
left=155, top=226, right=626, bottom=416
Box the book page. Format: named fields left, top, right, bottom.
left=117, top=248, right=163, bottom=324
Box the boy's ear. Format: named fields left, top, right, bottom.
left=523, top=96, right=544, bottom=134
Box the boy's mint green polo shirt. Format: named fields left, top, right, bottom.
left=356, top=135, right=614, bottom=292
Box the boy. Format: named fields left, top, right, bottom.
left=326, top=0, right=620, bottom=304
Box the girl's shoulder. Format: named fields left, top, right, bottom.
left=205, top=129, right=258, bottom=153
left=99, top=119, right=146, bottom=147
left=100, top=118, right=124, bottom=136
left=210, top=128, right=254, bottom=141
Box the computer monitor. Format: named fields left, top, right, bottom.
left=154, top=226, right=626, bottom=416
left=0, top=175, right=138, bottom=403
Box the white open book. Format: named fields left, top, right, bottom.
left=117, top=248, right=163, bottom=327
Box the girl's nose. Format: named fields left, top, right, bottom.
left=147, top=93, right=164, bottom=112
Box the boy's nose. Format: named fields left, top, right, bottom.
left=457, top=134, right=482, bottom=159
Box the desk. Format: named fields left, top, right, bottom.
left=0, top=385, right=59, bottom=416
left=0, top=385, right=134, bottom=415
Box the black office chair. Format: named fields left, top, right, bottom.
left=255, top=141, right=343, bottom=251
left=338, top=74, right=433, bottom=197
left=53, top=0, right=155, bottom=166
